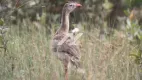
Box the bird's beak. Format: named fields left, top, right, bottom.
left=76, top=3, right=82, bottom=7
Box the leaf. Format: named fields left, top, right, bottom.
left=103, top=0, right=113, bottom=10
left=124, top=10, right=130, bottom=16
left=131, top=0, right=142, bottom=7
left=0, top=18, right=4, bottom=26
left=0, top=35, right=3, bottom=46
left=130, top=49, right=139, bottom=58
left=137, top=34, right=142, bottom=40
left=130, top=49, right=142, bottom=65
left=130, top=53, right=139, bottom=58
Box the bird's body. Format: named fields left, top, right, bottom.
left=52, top=32, right=80, bottom=67
left=51, top=2, right=82, bottom=80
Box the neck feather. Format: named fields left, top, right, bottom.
left=59, top=9, right=70, bottom=34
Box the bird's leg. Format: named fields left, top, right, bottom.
left=64, top=62, right=68, bottom=80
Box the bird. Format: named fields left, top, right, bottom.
left=51, top=1, right=82, bottom=80
left=129, top=7, right=142, bottom=25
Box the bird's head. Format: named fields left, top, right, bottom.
left=63, top=2, right=82, bottom=14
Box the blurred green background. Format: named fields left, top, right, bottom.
left=0, top=0, right=142, bottom=80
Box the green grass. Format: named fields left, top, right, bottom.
left=0, top=19, right=141, bottom=80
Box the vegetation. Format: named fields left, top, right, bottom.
left=0, top=0, right=141, bottom=80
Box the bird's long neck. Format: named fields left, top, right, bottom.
left=58, top=10, right=70, bottom=34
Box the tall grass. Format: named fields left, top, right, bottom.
left=0, top=18, right=141, bottom=80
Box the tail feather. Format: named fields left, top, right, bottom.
left=70, top=57, right=85, bottom=74
left=70, top=60, right=86, bottom=74
left=70, top=57, right=80, bottom=68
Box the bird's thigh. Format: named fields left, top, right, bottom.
left=53, top=52, right=70, bottom=61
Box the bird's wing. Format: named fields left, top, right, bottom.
left=52, top=33, right=81, bottom=67
left=58, top=37, right=81, bottom=60
left=53, top=33, right=80, bottom=60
